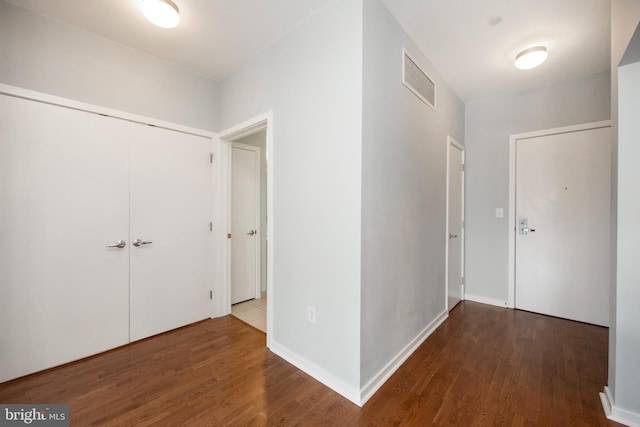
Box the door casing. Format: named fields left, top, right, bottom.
left=216, top=112, right=274, bottom=347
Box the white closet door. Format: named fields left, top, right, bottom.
left=0, top=95, right=130, bottom=382
left=129, top=125, right=211, bottom=341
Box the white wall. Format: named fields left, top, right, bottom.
left=220, top=0, right=363, bottom=394
left=234, top=131, right=268, bottom=293
left=0, top=0, right=219, bottom=131
left=360, top=0, right=465, bottom=385
left=614, top=57, right=640, bottom=423
left=464, top=72, right=611, bottom=304
left=609, top=0, right=640, bottom=403
left=607, top=1, right=640, bottom=420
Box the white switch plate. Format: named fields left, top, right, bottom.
left=496, top=208, right=504, bottom=218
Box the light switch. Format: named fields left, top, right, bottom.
left=496, top=208, right=504, bottom=218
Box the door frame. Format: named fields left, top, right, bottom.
left=215, top=112, right=273, bottom=346
left=231, top=141, right=262, bottom=303
left=507, top=120, right=611, bottom=308
left=445, top=136, right=465, bottom=310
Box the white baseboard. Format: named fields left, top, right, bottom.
left=464, top=293, right=507, bottom=308
left=359, top=310, right=449, bottom=406
left=269, top=340, right=361, bottom=406
left=601, top=386, right=640, bottom=427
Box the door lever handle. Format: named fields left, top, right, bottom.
left=449, top=233, right=458, bottom=239
left=247, top=230, right=256, bottom=236
left=106, top=240, right=126, bottom=249
left=519, top=218, right=535, bottom=235
left=133, top=239, right=152, bottom=247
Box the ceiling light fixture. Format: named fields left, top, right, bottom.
left=141, top=0, right=180, bottom=29
left=515, top=46, right=548, bottom=70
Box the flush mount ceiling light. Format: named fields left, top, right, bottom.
left=141, top=0, right=180, bottom=29
left=515, top=46, right=548, bottom=70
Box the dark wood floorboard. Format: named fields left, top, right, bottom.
left=0, top=301, right=622, bottom=426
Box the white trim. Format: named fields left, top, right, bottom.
left=218, top=112, right=274, bottom=348
left=601, top=386, right=640, bottom=427
left=360, top=310, right=448, bottom=406
left=464, top=294, right=508, bottom=308
left=269, top=339, right=361, bottom=406
left=231, top=142, right=262, bottom=301
left=507, top=120, right=611, bottom=309
left=0, top=83, right=215, bottom=139
left=212, top=137, right=230, bottom=318
left=445, top=136, right=465, bottom=311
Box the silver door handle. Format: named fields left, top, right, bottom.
left=519, top=218, right=536, bottom=235
left=106, top=240, right=126, bottom=249
left=133, top=238, right=152, bottom=247
left=449, top=233, right=458, bottom=239
left=247, top=230, right=256, bottom=236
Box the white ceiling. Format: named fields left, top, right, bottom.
left=382, top=0, right=611, bottom=102
left=6, top=0, right=611, bottom=102
left=5, top=0, right=330, bottom=80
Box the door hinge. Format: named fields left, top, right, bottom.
left=461, top=277, right=465, bottom=285
left=210, top=153, right=214, bottom=164
left=461, top=164, right=465, bottom=172
left=227, top=233, right=231, bottom=239
left=210, top=222, right=213, bottom=232
left=209, top=290, right=213, bottom=300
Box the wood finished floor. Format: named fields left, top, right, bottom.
left=0, top=301, right=621, bottom=426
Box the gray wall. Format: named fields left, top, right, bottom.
left=464, top=72, right=611, bottom=304
left=220, top=0, right=363, bottom=390
left=0, top=1, right=219, bottom=131
left=609, top=0, right=640, bottom=402
left=360, top=0, right=465, bottom=385
left=610, top=0, right=640, bottom=415
left=616, top=57, right=640, bottom=419
left=234, top=131, right=268, bottom=293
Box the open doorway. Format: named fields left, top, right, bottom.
left=230, top=131, right=267, bottom=331
left=216, top=112, right=273, bottom=343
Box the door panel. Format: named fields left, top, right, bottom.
left=447, top=142, right=464, bottom=311
left=129, top=125, right=211, bottom=341
left=515, top=127, right=610, bottom=326
left=0, top=95, right=130, bottom=382
left=231, top=145, right=259, bottom=304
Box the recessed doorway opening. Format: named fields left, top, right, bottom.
left=216, top=112, right=273, bottom=344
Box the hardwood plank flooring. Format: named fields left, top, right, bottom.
left=0, top=301, right=621, bottom=426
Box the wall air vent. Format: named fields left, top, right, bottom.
left=403, top=49, right=436, bottom=110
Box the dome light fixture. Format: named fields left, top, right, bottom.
left=515, top=46, right=548, bottom=70
left=141, top=0, right=180, bottom=29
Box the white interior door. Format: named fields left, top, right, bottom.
left=129, top=125, right=212, bottom=341
left=0, top=95, right=130, bottom=382
left=231, top=143, right=260, bottom=304
left=447, top=138, right=464, bottom=311
left=515, top=127, right=610, bottom=326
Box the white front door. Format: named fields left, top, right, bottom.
left=515, top=127, right=610, bottom=326
left=0, top=95, right=130, bottom=382
left=231, top=143, right=260, bottom=304
left=447, top=137, right=464, bottom=311
left=129, top=125, right=212, bottom=341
